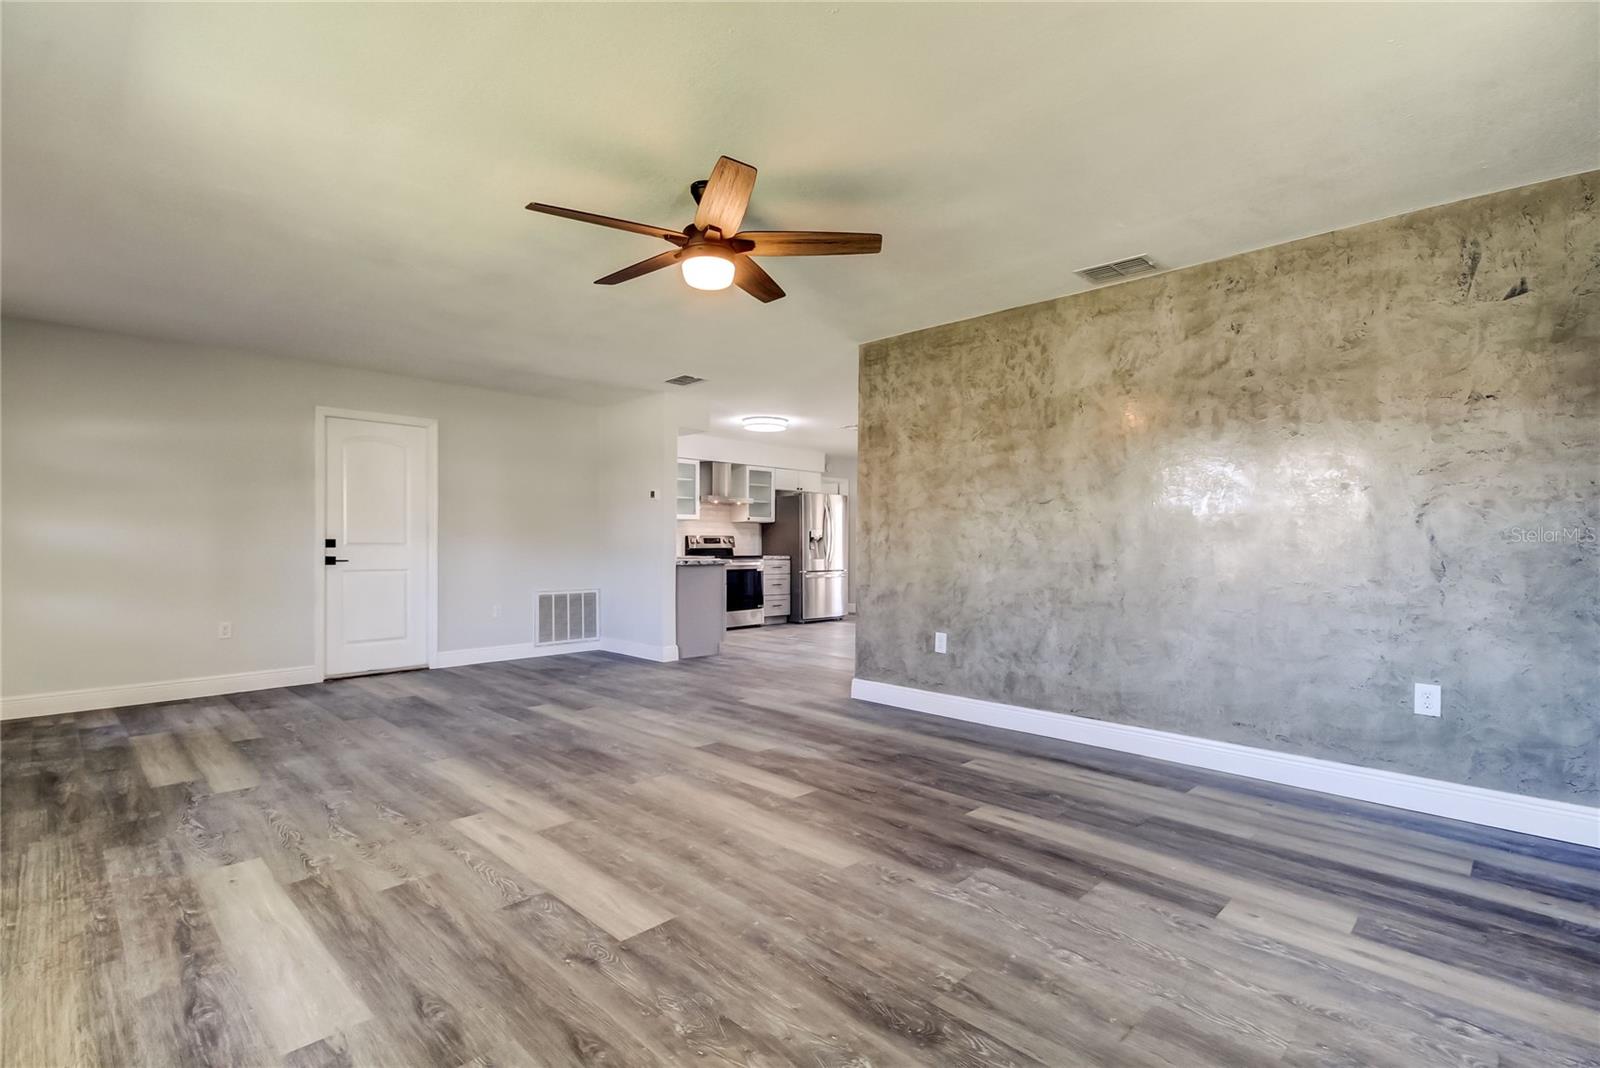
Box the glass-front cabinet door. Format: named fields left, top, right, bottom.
left=676, top=460, right=700, bottom=519
left=746, top=466, right=775, bottom=522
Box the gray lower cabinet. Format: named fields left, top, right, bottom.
left=676, top=563, right=725, bottom=658
left=762, top=556, right=790, bottom=620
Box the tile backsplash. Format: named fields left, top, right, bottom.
left=678, top=502, right=763, bottom=556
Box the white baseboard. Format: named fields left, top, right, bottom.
left=438, top=639, right=677, bottom=666
left=433, top=640, right=600, bottom=668
left=0, top=666, right=321, bottom=721
left=438, top=638, right=678, bottom=666
left=850, top=678, right=1600, bottom=848
left=600, top=638, right=680, bottom=663
left=2, top=638, right=684, bottom=721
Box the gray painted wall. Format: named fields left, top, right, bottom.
left=857, top=172, right=1598, bottom=804
left=1, top=318, right=624, bottom=697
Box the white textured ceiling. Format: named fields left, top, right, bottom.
left=4, top=3, right=1597, bottom=456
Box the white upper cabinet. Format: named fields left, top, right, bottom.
left=773, top=468, right=824, bottom=493
left=675, top=460, right=700, bottom=519
left=745, top=466, right=775, bottom=522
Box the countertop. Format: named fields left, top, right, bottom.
left=676, top=557, right=726, bottom=567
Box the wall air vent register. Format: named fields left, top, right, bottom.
left=537, top=590, right=599, bottom=645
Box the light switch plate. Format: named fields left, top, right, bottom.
left=1414, top=683, right=1441, bottom=717
left=933, top=631, right=948, bottom=654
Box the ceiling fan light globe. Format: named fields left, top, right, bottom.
left=681, top=251, right=735, bottom=291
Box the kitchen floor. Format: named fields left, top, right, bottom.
left=4, top=620, right=1597, bottom=1066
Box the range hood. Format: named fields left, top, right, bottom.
left=700, top=461, right=753, bottom=505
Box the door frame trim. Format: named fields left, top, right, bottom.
left=313, top=406, right=440, bottom=680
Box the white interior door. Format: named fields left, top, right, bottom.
left=324, top=416, right=429, bottom=677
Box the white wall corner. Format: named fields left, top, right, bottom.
left=0, top=666, right=321, bottom=721
left=849, top=678, right=1600, bottom=848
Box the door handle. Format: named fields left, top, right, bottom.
left=324, top=556, right=349, bottom=565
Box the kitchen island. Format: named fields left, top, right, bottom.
left=675, top=558, right=725, bottom=658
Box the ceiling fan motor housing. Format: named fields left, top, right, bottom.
left=680, top=234, right=735, bottom=259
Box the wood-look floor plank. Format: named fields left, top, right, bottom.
left=130, top=732, right=201, bottom=788
left=1219, top=898, right=1600, bottom=1043
left=1069, top=881, right=1510, bottom=1068
left=964, top=754, right=1484, bottom=878
left=179, top=727, right=260, bottom=793
left=195, top=858, right=372, bottom=1053
left=423, top=757, right=572, bottom=830
left=286, top=869, right=547, bottom=1067
left=634, top=772, right=867, bottom=868
left=968, top=803, right=1361, bottom=932
left=211, top=700, right=264, bottom=742
left=1189, top=782, right=1600, bottom=874
left=531, top=702, right=815, bottom=798
left=99, top=843, right=278, bottom=1065
left=1, top=837, right=96, bottom=1068
left=452, top=811, right=673, bottom=940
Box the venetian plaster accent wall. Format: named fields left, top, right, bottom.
left=857, top=172, right=1599, bottom=804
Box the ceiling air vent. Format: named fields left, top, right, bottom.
left=1077, top=255, right=1158, bottom=284
left=664, top=374, right=704, bottom=387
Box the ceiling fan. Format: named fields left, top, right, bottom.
left=526, top=155, right=881, bottom=303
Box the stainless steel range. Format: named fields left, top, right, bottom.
left=683, top=534, right=765, bottom=628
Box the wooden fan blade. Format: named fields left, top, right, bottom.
left=733, top=256, right=785, bottom=303
left=527, top=203, right=685, bottom=243
left=693, top=156, right=757, bottom=237
left=595, top=249, right=682, bottom=285
left=733, top=231, right=882, bottom=257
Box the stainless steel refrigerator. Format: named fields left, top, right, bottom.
left=770, top=492, right=847, bottom=622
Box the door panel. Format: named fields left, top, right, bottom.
left=675, top=460, right=699, bottom=519
left=802, top=494, right=847, bottom=572
left=726, top=567, right=763, bottom=613
left=342, top=439, right=409, bottom=543
left=746, top=467, right=774, bottom=521
left=340, top=571, right=410, bottom=642
left=801, top=493, right=827, bottom=570
left=325, top=417, right=429, bottom=676
left=799, top=571, right=846, bottom=621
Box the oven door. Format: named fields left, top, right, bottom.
left=726, top=566, right=764, bottom=614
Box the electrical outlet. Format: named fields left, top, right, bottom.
left=1414, top=683, right=1441, bottom=717
left=491, top=603, right=501, bottom=619
left=934, top=631, right=948, bottom=654
left=217, top=622, right=233, bottom=640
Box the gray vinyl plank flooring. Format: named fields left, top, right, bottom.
left=3, top=620, right=1598, bottom=1066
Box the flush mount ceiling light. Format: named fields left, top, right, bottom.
left=741, top=416, right=789, bottom=433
